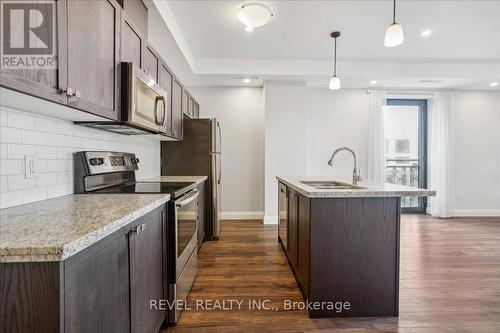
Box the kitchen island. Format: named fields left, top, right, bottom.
left=276, top=176, right=436, bottom=318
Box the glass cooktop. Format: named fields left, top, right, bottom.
left=93, top=181, right=195, bottom=197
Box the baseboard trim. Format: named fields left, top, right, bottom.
left=220, top=211, right=264, bottom=220
left=453, top=209, right=500, bottom=217
left=263, top=215, right=278, bottom=225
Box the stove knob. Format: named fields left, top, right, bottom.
left=89, top=158, right=104, bottom=166
left=132, top=157, right=140, bottom=164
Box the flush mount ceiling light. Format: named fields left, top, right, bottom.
left=238, top=3, right=273, bottom=32
left=370, top=80, right=378, bottom=85
left=384, top=0, right=404, bottom=47
left=243, top=78, right=251, bottom=83
left=489, top=82, right=499, bottom=87
left=329, top=31, right=341, bottom=90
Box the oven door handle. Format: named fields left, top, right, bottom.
left=176, top=191, right=199, bottom=208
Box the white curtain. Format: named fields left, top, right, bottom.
left=367, top=91, right=386, bottom=182
left=428, top=92, right=454, bottom=218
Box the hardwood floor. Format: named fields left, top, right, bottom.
left=163, top=215, right=500, bottom=333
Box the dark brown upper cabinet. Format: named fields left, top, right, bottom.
left=59, top=0, right=122, bottom=120
left=171, top=79, right=184, bottom=140
left=182, top=89, right=189, bottom=117
left=193, top=101, right=200, bottom=118
left=119, top=0, right=148, bottom=38
left=158, top=61, right=173, bottom=135
left=143, top=43, right=159, bottom=84
left=121, top=13, right=144, bottom=69
left=0, top=0, right=66, bottom=105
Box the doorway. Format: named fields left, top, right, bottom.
left=384, top=99, right=428, bottom=213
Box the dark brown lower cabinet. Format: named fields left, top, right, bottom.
left=278, top=182, right=401, bottom=318
left=0, top=205, right=167, bottom=333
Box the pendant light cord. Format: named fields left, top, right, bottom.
left=333, top=37, right=337, bottom=76
left=393, top=0, right=396, bottom=24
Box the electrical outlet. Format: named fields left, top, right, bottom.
left=24, top=155, right=38, bottom=179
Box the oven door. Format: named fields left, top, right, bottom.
left=174, top=189, right=199, bottom=280
left=123, top=62, right=168, bottom=133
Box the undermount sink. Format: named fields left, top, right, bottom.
left=300, top=180, right=365, bottom=190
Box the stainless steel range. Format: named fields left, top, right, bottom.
left=74, top=151, right=199, bottom=325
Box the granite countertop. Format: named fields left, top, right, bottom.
left=139, top=175, right=208, bottom=185
left=277, top=176, right=436, bottom=198
left=0, top=193, right=170, bottom=263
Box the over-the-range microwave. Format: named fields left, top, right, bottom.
left=75, top=62, right=170, bottom=136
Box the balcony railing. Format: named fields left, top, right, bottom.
left=385, top=159, right=420, bottom=208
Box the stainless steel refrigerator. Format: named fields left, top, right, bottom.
left=161, top=118, right=222, bottom=240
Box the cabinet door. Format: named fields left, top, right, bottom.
left=64, top=224, right=131, bottom=333
left=158, top=62, right=173, bottom=135
left=288, top=190, right=298, bottom=268
left=197, top=183, right=205, bottom=247
left=143, top=44, right=159, bottom=83
left=171, top=79, right=183, bottom=139
left=0, top=0, right=66, bottom=105
left=278, top=183, right=288, bottom=247
left=297, top=193, right=310, bottom=295
left=193, top=101, right=200, bottom=118
left=62, top=0, right=121, bottom=120
left=130, top=206, right=167, bottom=333
left=121, top=15, right=144, bottom=68
left=121, top=0, right=148, bottom=38
left=182, top=89, right=189, bottom=117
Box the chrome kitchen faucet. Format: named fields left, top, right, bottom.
left=327, top=147, right=363, bottom=184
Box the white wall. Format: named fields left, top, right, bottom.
left=0, top=107, right=160, bottom=209
left=453, top=91, right=500, bottom=215
left=189, top=87, right=265, bottom=219
left=306, top=89, right=371, bottom=177
left=264, top=82, right=308, bottom=224
left=262, top=85, right=500, bottom=222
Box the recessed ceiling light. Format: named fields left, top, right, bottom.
left=489, top=82, right=499, bottom=87
left=238, top=3, right=273, bottom=31
left=420, top=30, right=432, bottom=37
left=243, top=78, right=251, bottom=83
left=370, top=80, right=378, bottom=85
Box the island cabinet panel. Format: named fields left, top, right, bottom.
left=64, top=223, right=131, bottom=333
left=0, top=0, right=66, bottom=105
left=308, top=197, right=400, bottom=318
left=0, top=262, right=63, bottom=333
left=197, top=182, right=206, bottom=247
left=61, top=0, right=122, bottom=120
left=130, top=206, right=167, bottom=333
left=287, top=189, right=299, bottom=268
left=297, top=193, right=310, bottom=296
left=171, top=79, right=184, bottom=139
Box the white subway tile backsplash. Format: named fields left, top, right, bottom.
left=0, top=191, right=23, bottom=209
left=7, top=111, right=35, bottom=129
left=46, top=133, right=66, bottom=146
left=36, top=172, right=58, bottom=186
left=0, top=107, right=160, bottom=208
left=23, top=187, right=48, bottom=204
left=0, top=160, right=23, bottom=175
left=7, top=144, right=35, bottom=159
left=35, top=145, right=58, bottom=159
left=23, top=130, right=46, bottom=145
left=0, top=127, right=23, bottom=143
left=8, top=175, right=36, bottom=191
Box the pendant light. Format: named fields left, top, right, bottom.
left=384, top=0, right=404, bottom=47
left=329, top=31, right=341, bottom=90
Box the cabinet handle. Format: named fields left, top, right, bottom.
left=130, top=224, right=146, bottom=235
left=58, top=87, right=81, bottom=98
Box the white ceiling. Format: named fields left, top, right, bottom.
left=154, top=0, right=500, bottom=90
